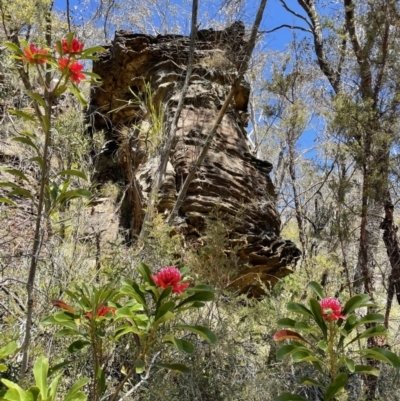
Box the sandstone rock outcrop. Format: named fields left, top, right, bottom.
left=88, top=25, right=301, bottom=296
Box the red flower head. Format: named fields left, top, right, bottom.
left=320, top=297, right=346, bottom=321
left=61, top=37, right=84, bottom=54
left=23, top=44, right=49, bottom=65
left=58, top=56, right=69, bottom=70
left=58, top=58, right=85, bottom=84
left=152, top=266, right=190, bottom=294
left=69, top=61, right=85, bottom=83
left=86, top=304, right=116, bottom=319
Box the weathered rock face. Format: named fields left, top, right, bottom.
left=89, top=26, right=300, bottom=296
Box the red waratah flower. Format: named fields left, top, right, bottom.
left=86, top=305, right=116, bottom=319
left=152, top=266, right=190, bottom=294
left=69, top=61, right=85, bottom=83
left=320, top=297, right=346, bottom=321
left=58, top=56, right=69, bottom=70
left=61, top=38, right=84, bottom=54
left=23, top=44, right=49, bottom=64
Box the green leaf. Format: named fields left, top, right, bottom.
left=287, top=302, right=314, bottom=318
left=26, top=91, right=46, bottom=108
left=120, top=280, right=147, bottom=308
left=29, top=157, right=44, bottom=170
left=12, top=136, right=40, bottom=155
left=68, top=340, right=91, bottom=354
left=114, top=325, right=141, bottom=340
left=97, top=366, right=105, bottom=396
left=48, top=360, right=72, bottom=377
left=0, top=197, right=17, bottom=206
left=26, top=387, right=40, bottom=401
left=277, top=318, right=297, bottom=329
left=308, top=281, right=325, bottom=299
left=276, top=393, right=310, bottom=401
left=0, top=167, right=30, bottom=182
left=175, top=291, right=214, bottom=310
left=342, top=294, right=372, bottom=315
left=0, top=342, right=17, bottom=359
left=54, top=329, right=81, bottom=337
left=324, top=373, right=348, bottom=401
left=63, top=377, right=90, bottom=401
left=156, top=286, right=172, bottom=309
left=277, top=344, right=300, bottom=361
left=48, top=374, right=61, bottom=401
left=155, top=301, right=175, bottom=323
left=33, top=356, right=48, bottom=397
left=358, top=348, right=400, bottom=368
left=155, top=362, right=190, bottom=374
left=56, top=189, right=92, bottom=205
left=345, top=357, right=355, bottom=372
left=299, top=377, right=323, bottom=388
left=70, top=84, right=87, bottom=107
left=57, top=170, right=88, bottom=181
left=354, top=313, right=385, bottom=327
left=1, top=379, right=29, bottom=401
left=347, top=325, right=388, bottom=346
left=135, top=359, right=145, bottom=374
left=0, top=364, right=8, bottom=372
left=137, top=263, right=154, bottom=285
left=80, top=46, right=107, bottom=57
left=174, top=325, right=217, bottom=344
left=163, top=335, right=195, bottom=354
left=354, top=365, right=380, bottom=376
left=9, top=109, right=36, bottom=122
left=317, top=340, right=327, bottom=351
left=309, top=298, right=327, bottom=338
left=4, top=42, right=24, bottom=55
left=8, top=187, right=34, bottom=201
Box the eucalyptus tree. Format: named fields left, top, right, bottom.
left=274, top=0, right=400, bottom=398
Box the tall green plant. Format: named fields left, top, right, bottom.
left=2, top=33, right=104, bottom=377
left=274, top=282, right=400, bottom=401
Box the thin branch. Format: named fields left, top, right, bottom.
left=279, top=0, right=313, bottom=30
left=260, top=24, right=311, bottom=34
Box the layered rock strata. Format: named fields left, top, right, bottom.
left=88, top=25, right=301, bottom=296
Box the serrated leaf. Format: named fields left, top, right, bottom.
left=155, top=362, right=190, bottom=374
left=175, top=325, right=217, bottom=344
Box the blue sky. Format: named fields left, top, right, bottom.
left=52, top=0, right=317, bottom=154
